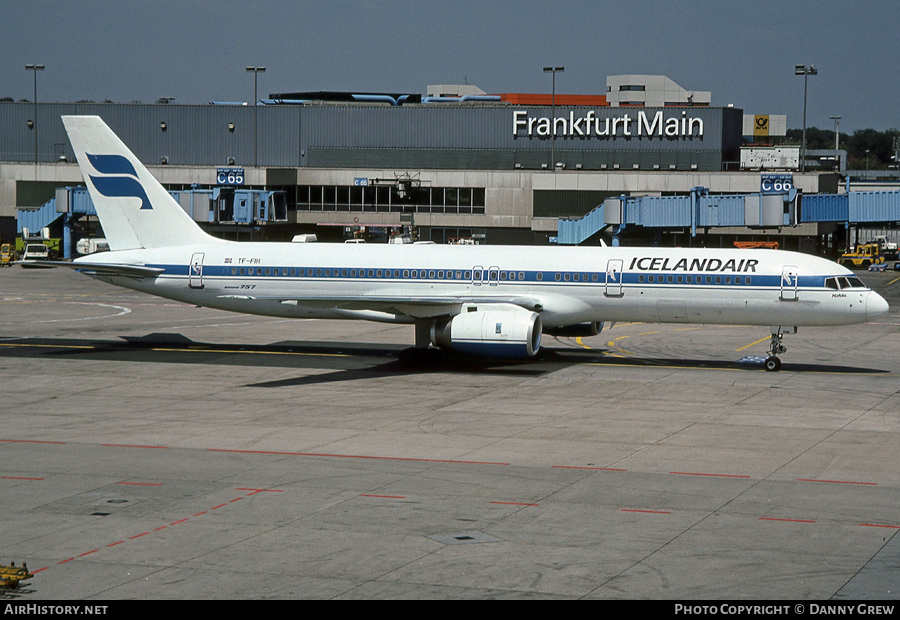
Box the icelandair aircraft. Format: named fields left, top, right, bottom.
left=33, top=115, right=889, bottom=370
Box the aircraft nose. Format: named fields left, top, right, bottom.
left=866, top=291, right=890, bottom=321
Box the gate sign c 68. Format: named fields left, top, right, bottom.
left=761, top=174, right=792, bottom=194
left=217, top=167, right=245, bottom=186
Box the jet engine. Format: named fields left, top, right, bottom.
left=430, top=305, right=542, bottom=358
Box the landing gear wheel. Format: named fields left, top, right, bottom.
left=764, top=356, right=781, bottom=372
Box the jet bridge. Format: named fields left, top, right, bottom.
left=17, top=186, right=287, bottom=258
left=556, top=186, right=900, bottom=246
left=557, top=186, right=798, bottom=245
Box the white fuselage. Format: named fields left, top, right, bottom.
left=75, top=243, right=888, bottom=328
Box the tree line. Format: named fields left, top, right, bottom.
left=786, top=127, right=899, bottom=170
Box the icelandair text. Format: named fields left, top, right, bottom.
left=629, top=256, right=758, bottom=273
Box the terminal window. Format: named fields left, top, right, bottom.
left=296, top=184, right=485, bottom=215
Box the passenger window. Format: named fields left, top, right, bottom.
left=537, top=273, right=543, bottom=281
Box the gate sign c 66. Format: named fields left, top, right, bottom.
left=761, top=174, right=792, bottom=194
left=217, top=167, right=245, bottom=186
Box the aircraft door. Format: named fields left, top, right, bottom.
left=487, top=266, right=500, bottom=286
left=605, top=259, right=624, bottom=296
left=780, top=265, right=798, bottom=301
left=472, top=265, right=484, bottom=286
left=189, top=252, right=205, bottom=289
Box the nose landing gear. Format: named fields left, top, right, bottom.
left=764, top=326, right=796, bottom=371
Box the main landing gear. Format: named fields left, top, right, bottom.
left=764, top=326, right=796, bottom=372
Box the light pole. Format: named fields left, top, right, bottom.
left=794, top=64, right=817, bottom=172
left=25, top=64, right=44, bottom=165
left=543, top=66, right=564, bottom=170
left=245, top=66, right=266, bottom=167
left=830, top=115, right=841, bottom=172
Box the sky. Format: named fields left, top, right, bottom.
left=2, top=0, right=897, bottom=133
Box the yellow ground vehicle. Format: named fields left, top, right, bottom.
left=0, top=243, right=15, bottom=266
left=840, top=243, right=886, bottom=269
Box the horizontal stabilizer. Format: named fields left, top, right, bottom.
left=18, top=260, right=164, bottom=278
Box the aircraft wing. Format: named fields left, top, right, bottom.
left=218, top=292, right=545, bottom=319
left=18, top=260, right=165, bottom=279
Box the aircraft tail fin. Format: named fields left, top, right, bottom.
left=62, top=115, right=218, bottom=250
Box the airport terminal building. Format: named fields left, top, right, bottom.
left=0, top=76, right=840, bottom=249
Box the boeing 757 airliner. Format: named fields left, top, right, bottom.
left=29, top=115, right=889, bottom=370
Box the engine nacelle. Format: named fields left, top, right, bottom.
left=544, top=321, right=604, bottom=337
left=431, top=305, right=542, bottom=358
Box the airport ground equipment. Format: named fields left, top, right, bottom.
left=0, top=243, right=14, bottom=266
left=0, top=561, right=32, bottom=588
left=840, top=243, right=885, bottom=269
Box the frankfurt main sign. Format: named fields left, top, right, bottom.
left=513, top=109, right=705, bottom=140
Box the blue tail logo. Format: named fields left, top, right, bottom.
left=87, top=153, right=152, bottom=210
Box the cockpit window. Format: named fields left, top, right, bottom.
left=826, top=276, right=868, bottom=290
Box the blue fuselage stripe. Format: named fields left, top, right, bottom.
left=155, top=263, right=853, bottom=292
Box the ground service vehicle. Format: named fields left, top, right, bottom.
left=840, top=243, right=885, bottom=269
left=871, top=236, right=899, bottom=260
left=20, top=243, right=51, bottom=267
left=0, top=243, right=14, bottom=266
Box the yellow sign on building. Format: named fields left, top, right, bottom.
left=754, top=115, right=770, bottom=137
